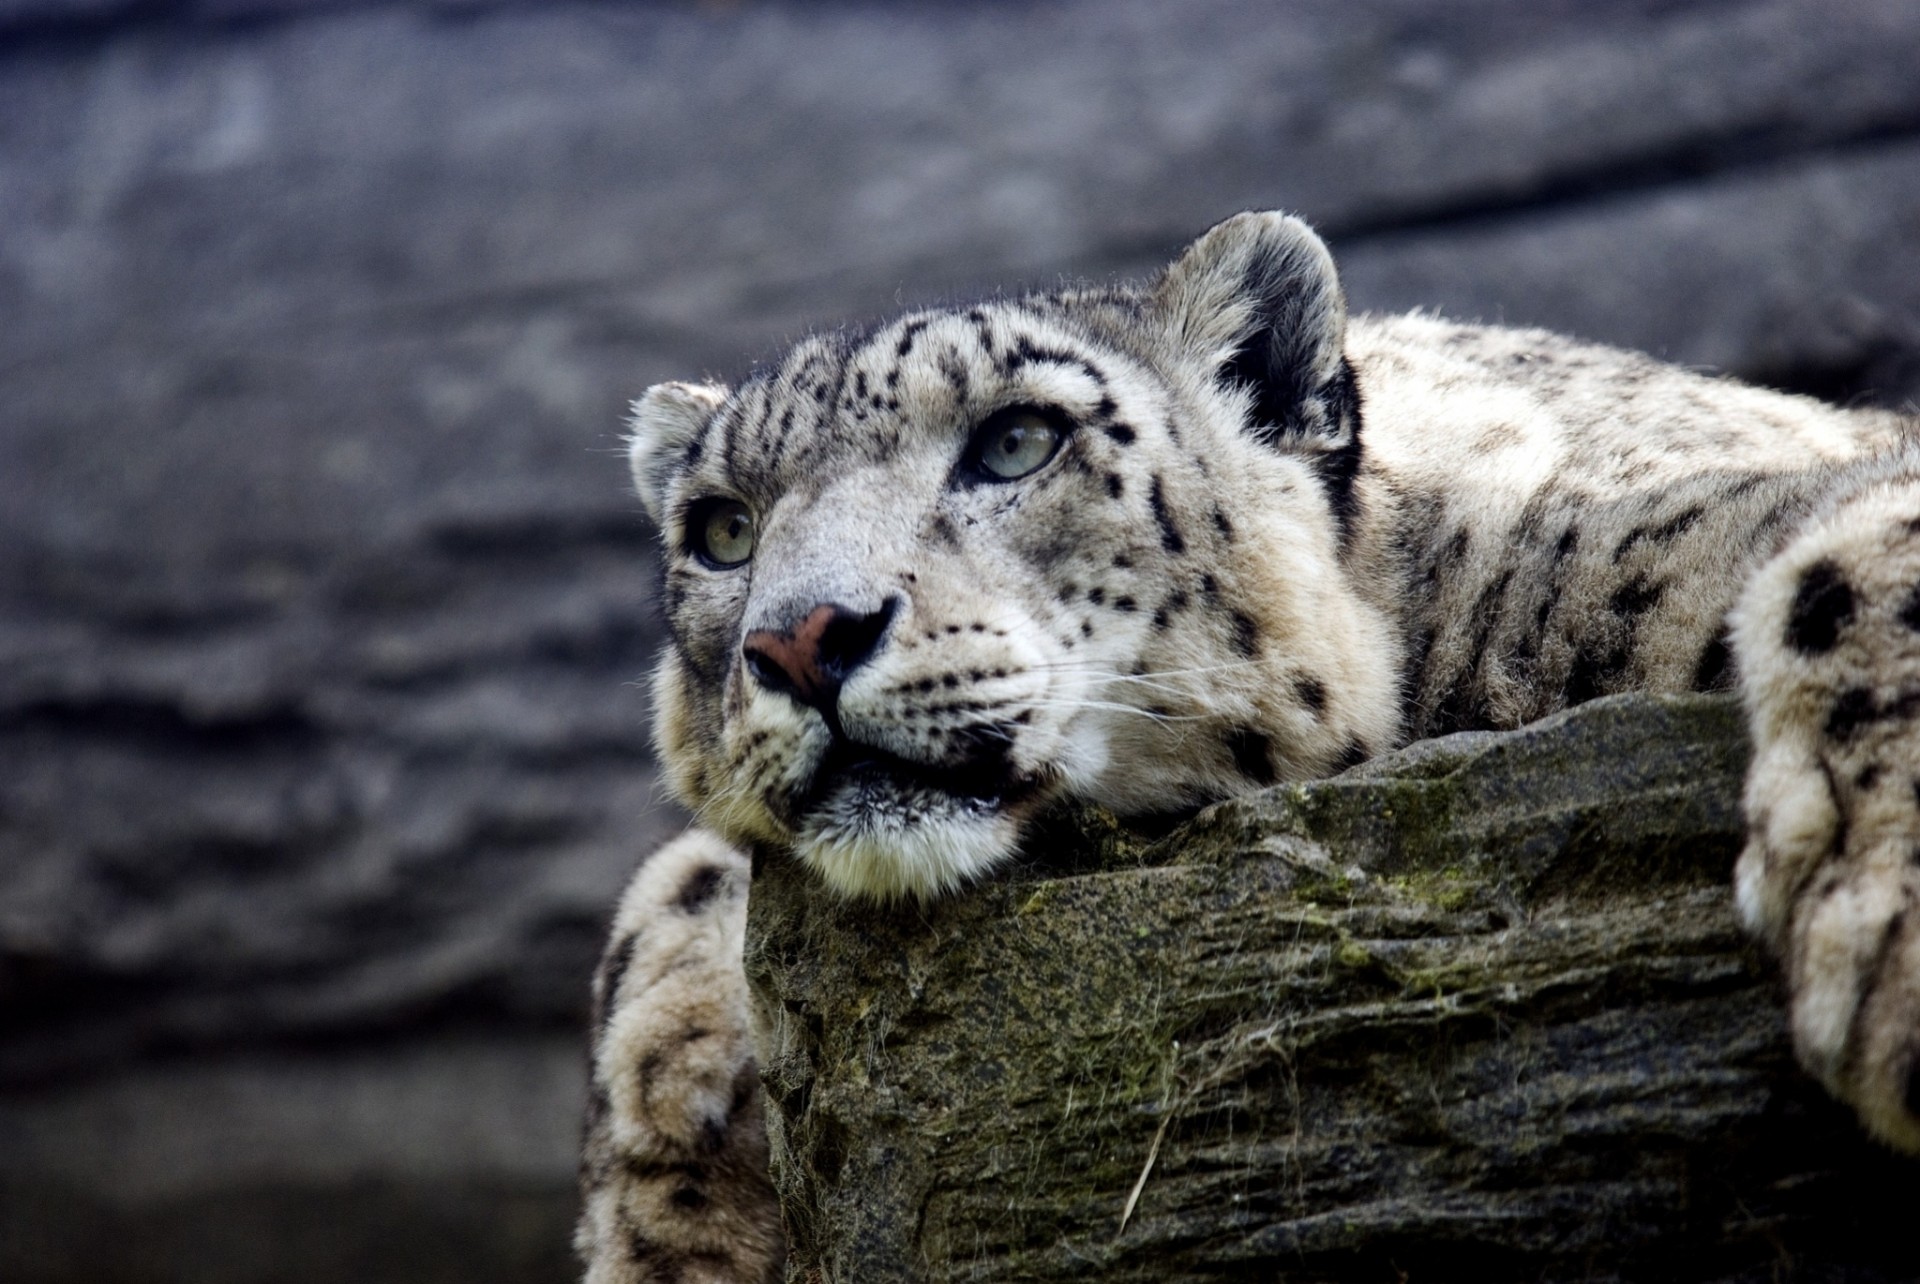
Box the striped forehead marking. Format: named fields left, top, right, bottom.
left=702, top=300, right=1129, bottom=489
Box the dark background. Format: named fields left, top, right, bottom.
left=2, top=2, right=1917, bottom=1281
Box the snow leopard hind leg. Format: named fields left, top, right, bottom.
left=1732, top=459, right=1920, bottom=1153
left=575, top=830, right=783, bottom=1283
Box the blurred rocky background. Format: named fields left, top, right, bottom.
left=0, top=1, right=1916, bottom=1281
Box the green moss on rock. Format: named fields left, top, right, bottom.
left=745, top=695, right=1919, bottom=1282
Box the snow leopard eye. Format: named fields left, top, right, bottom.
left=687, top=498, right=755, bottom=568
left=971, top=406, right=1065, bottom=481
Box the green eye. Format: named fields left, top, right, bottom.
left=690, top=498, right=755, bottom=567
left=974, top=408, right=1064, bottom=480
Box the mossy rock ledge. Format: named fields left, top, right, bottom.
left=745, top=693, right=1918, bottom=1283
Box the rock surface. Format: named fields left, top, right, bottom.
left=749, top=694, right=1920, bottom=1282
left=3, top=1, right=1919, bottom=1281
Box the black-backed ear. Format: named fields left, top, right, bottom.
left=628, top=381, right=728, bottom=526
left=1152, top=211, right=1358, bottom=452
left=1152, top=211, right=1362, bottom=535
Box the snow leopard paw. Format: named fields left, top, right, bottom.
left=576, top=830, right=783, bottom=1283
left=1732, top=474, right=1920, bottom=1153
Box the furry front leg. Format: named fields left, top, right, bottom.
left=576, top=830, right=783, bottom=1283
left=1732, top=470, right=1920, bottom=1152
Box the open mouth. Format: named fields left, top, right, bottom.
left=799, top=732, right=1038, bottom=816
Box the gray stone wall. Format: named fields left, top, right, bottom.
left=1, top=2, right=1917, bottom=1281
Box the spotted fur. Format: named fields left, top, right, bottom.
left=581, top=212, right=1920, bottom=1279
left=577, top=831, right=780, bottom=1283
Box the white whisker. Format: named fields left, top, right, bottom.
left=1030, top=657, right=1273, bottom=682
left=1018, top=697, right=1206, bottom=723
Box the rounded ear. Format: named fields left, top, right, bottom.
left=1150, top=211, right=1355, bottom=453
left=627, top=381, right=728, bottom=525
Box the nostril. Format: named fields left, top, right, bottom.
left=817, top=597, right=899, bottom=680
left=742, top=643, right=792, bottom=696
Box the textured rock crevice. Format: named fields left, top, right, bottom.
left=748, top=695, right=1920, bottom=1283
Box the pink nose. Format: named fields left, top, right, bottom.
left=743, top=604, right=841, bottom=707
left=741, top=600, right=896, bottom=715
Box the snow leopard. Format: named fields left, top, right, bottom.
left=576, top=211, right=1920, bottom=1282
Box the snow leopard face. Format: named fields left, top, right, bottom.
left=629, top=215, right=1401, bottom=900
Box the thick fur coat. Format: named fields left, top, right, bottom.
left=580, top=213, right=1920, bottom=1281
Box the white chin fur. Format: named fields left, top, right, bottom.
left=794, top=794, right=1020, bottom=902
